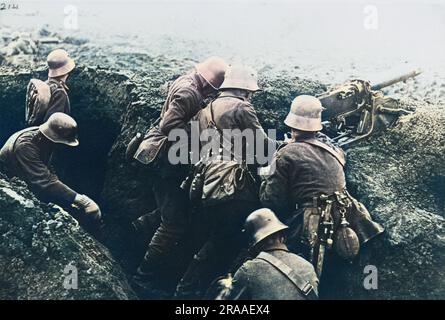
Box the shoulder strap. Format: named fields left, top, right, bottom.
left=9, top=127, right=39, bottom=154
left=207, top=100, right=217, bottom=129
left=205, top=101, right=240, bottom=161
left=257, top=252, right=318, bottom=300
left=300, top=138, right=346, bottom=167
left=206, top=95, right=245, bottom=130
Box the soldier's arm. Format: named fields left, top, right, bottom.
left=14, top=143, right=77, bottom=206
left=224, top=265, right=251, bottom=300
left=259, top=150, right=292, bottom=219
left=159, top=88, right=200, bottom=135
left=237, top=104, right=282, bottom=149
left=44, top=89, right=70, bottom=122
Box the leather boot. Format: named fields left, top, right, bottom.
left=131, top=249, right=169, bottom=299
left=174, top=241, right=215, bottom=299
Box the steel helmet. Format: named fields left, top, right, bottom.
left=39, top=112, right=79, bottom=146
left=47, top=49, right=75, bottom=78
left=284, top=95, right=324, bottom=131
left=244, top=208, right=289, bottom=247
left=219, top=65, right=260, bottom=92
left=195, top=56, right=228, bottom=90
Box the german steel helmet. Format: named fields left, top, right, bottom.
left=244, top=208, right=289, bottom=247
left=39, top=113, right=79, bottom=146
left=195, top=56, right=228, bottom=90
left=219, top=65, right=260, bottom=92
left=47, top=49, right=75, bottom=78
left=284, top=95, right=324, bottom=131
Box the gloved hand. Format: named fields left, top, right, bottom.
left=73, top=194, right=102, bottom=221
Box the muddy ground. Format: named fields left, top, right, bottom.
left=0, top=4, right=444, bottom=299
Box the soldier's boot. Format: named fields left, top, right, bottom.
left=133, top=222, right=185, bottom=299
left=131, top=208, right=161, bottom=247
left=132, top=248, right=170, bottom=299
left=174, top=241, right=215, bottom=299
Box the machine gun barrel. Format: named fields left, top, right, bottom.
left=37, top=37, right=61, bottom=45
left=371, top=69, right=422, bottom=90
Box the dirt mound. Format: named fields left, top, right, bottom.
left=337, top=103, right=445, bottom=299
left=0, top=174, right=137, bottom=300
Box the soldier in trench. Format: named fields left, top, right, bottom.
left=0, top=113, right=102, bottom=227
left=131, top=57, right=228, bottom=297
left=259, top=95, right=384, bottom=266
left=219, top=208, right=319, bottom=300
left=174, top=65, right=282, bottom=298
left=25, top=49, right=75, bottom=127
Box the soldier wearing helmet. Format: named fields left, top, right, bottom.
left=35, top=49, right=76, bottom=125
left=45, top=49, right=75, bottom=121
left=0, top=113, right=101, bottom=223
left=173, top=65, right=280, bottom=299
left=24, top=49, right=75, bottom=127
left=259, top=95, right=383, bottom=264
left=220, top=208, right=319, bottom=300
left=132, top=57, right=228, bottom=296
left=195, top=65, right=280, bottom=164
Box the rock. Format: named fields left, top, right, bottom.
left=0, top=174, right=137, bottom=300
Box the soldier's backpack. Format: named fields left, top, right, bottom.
left=193, top=100, right=257, bottom=206
left=25, top=79, right=52, bottom=126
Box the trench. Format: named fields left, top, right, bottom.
left=0, top=68, right=360, bottom=297
left=0, top=67, right=131, bottom=202
left=2, top=66, right=445, bottom=299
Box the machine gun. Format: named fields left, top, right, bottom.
left=318, top=70, right=421, bottom=146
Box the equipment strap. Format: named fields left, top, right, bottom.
left=257, top=252, right=318, bottom=300
left=301, top=138, right=346, bottom=167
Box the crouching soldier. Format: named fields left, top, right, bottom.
left=25, top=49, right=75, bottom=126
left=259, top=95, right=384, bottom=277
left=0, top=113, right=101, bottom=225
left=219, top=208, right=319, bottom=300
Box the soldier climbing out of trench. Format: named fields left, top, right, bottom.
left=130, top=57, right=228, bottom=297
left=25, top=49, right=75, bottom=127
left=0, top=113, right=102, bottom=228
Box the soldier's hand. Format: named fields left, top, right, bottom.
left=73, top=194, right=102, bottom=221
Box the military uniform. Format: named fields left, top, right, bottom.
left=136, top=71, right=207, bottom=280
left=227, top=244, right=319, bottom=300
left=43, top=78, right=71, bottom=123
left=260, top=132, right=345, bottom=219
left=175, top=91, right=279, bottom=298
left=260, top=133, right=345, bottom=250
left=197, top=92, right=277, bottom=160
left=260, top=131, right=383, bottom=258
left=0, top=127, right=76, bottom=206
